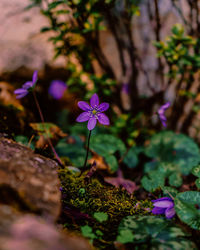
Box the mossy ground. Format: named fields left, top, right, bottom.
left=59, top=167, right=153, bottom=249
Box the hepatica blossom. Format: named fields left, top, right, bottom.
left=157, top=102, right=170, bottom=127
left=76, top=93, right=110, bottom=130
left=48, top=80, right=67, bottom=100
left=152, top=197, right=175, bottom=219
left=14, top=71, right=38, bottom=99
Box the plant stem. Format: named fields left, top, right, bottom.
left=32, top=91, right=63, bottom=167
left=83, top=130, right=92, bottom=168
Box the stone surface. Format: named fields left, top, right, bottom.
left=0, top=136, right=61, bottom=221
left=0, top=205, right=91, bottom=250
left=0, top=0, right=65, bottom=73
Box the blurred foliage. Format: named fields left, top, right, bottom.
left=117, top=215, right=197, bottom=248
left=27, top=0, right=140, bottom=103
left=14, top=135, right=35, bottom=150
left=142, top=131, right=200, bottom=191
left=56, top=137, right=88, bottom=167
left=90, top=134, right=126, bottom=172
left=154, top=24, right=200, bottom=78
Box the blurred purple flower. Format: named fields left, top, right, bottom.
left=157, top=102, right=170, bottom=127
left=122, top=83, right=130, bottom=94
left=48, top=80, right=67, bottom=100
left=14, top=71, right=38, bottom=99
left=104, top=169, right=139, bottom=194
left=76, top=93, right=110, bottom=130
left=152, top=197, right=175, bottom=219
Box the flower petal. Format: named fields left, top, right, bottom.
left=161, top=120, right=167, bottom=127
left=159, top=114, right=167, bottom=121
left=158, top=109, right=164, bottom=115
left=87, top=117, right=97, bottom=130
left=98, top=102, right=109, bottom=112
left=76, top=112, right=90, bottom=122
left=23, top=81, right=33, bottom=89
left=32, top=70, right=38, bottom=84
left=152, top=207, right=166, bottom=215
left=14, top=88, right=27, bottom=94
left=78, top=101, right=91, bottom=111
left=152, top=197, right=173, bottom=203
left=153, top=200, right=174, bottom=208
left=16, top=92, right=28, bottom=99
left=48, top=80, right=67, bottom=99
left=90, top=93, right=99, bottom=107
left=162, top=102, right=170, bottom=110
left=165, top=206, right=175, bottom=219
left=98, top=113, right=110, bottom=125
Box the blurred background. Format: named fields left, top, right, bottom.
left=0, top=0, right=200, bottom=142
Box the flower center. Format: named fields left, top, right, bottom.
left=92, top=110, right=98, bottom=115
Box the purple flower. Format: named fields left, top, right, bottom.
left=122, top=83, right=130, bottom=94
left=48, top=80, right=67, bottom=100
left=14, top=71, right=38, bottom=99
left=157, top=102, right=170, bottom=127
left=151, top=197, right=175, bottom=219
left=76, top=93, right=110, bottom=130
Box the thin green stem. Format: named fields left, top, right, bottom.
left=83, top=130, right=92, bottom=168
left=32, top=91, right=63, bottom=167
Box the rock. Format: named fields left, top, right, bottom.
left=0, top=205, right=91, bottom=250
left=0, top=136, right=61, bottom=221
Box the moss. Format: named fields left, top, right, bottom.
left=59, top=168, right=153, bottom=249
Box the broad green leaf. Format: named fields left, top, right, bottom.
left=104, top=154, right=118, bottom=172
left=90, top=134, right=126, bottom=156
left=90, top=134, right=125, bottom=172
left=116, top=229, right=134, bottom=244
left=141, top=171, right=165, bottom=192
left=81, top=225, right=96, bottom=239
left=55, top=139, right=89, bottom=167
left=93, top=212, right=108, bottom=222
left=169, top=173, right=182, bottom=187
left=177, top=191, right=200, bottom=204
left=145, top=131, right=200, bottom=175
left=117, top=215, right=197, bottom=249
left=175, top=191, right=200, bottom=230
left=123, top=146, right=138, bottom=168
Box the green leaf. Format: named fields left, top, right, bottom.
left=14, top=135, right=35, bottom=150
left=90, top=134, right=125, bottom=172
left=40, top=27, right=51, bottom=32
left=104, top=154, right=118, bottom=172
left=195, top=178, right=200, bottom=189
left=116, top=229, right=134, bottom=244
left=81, top=225, right=96, bottom=239
left=95, top=230, right=103, bottom=236
left=141, top=171, right=165, bottom=192
left=123, top=146, right=138, bottom=168
left=145, top=131, right=200, bottom=175
left=90, top=134, right=126, bottom=156
left=48, top=1, right=67, bottom=10
left=93, top=212, right=108, bottom=222
left=192, top=165, right=200, bottom=177
left=175, top=191, right=200, bottom=230
left=55, top=139, right=89, bottom=167
left=169, top=172, right=183, bottom=187
left=162, top=186, right=178, bottom=198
